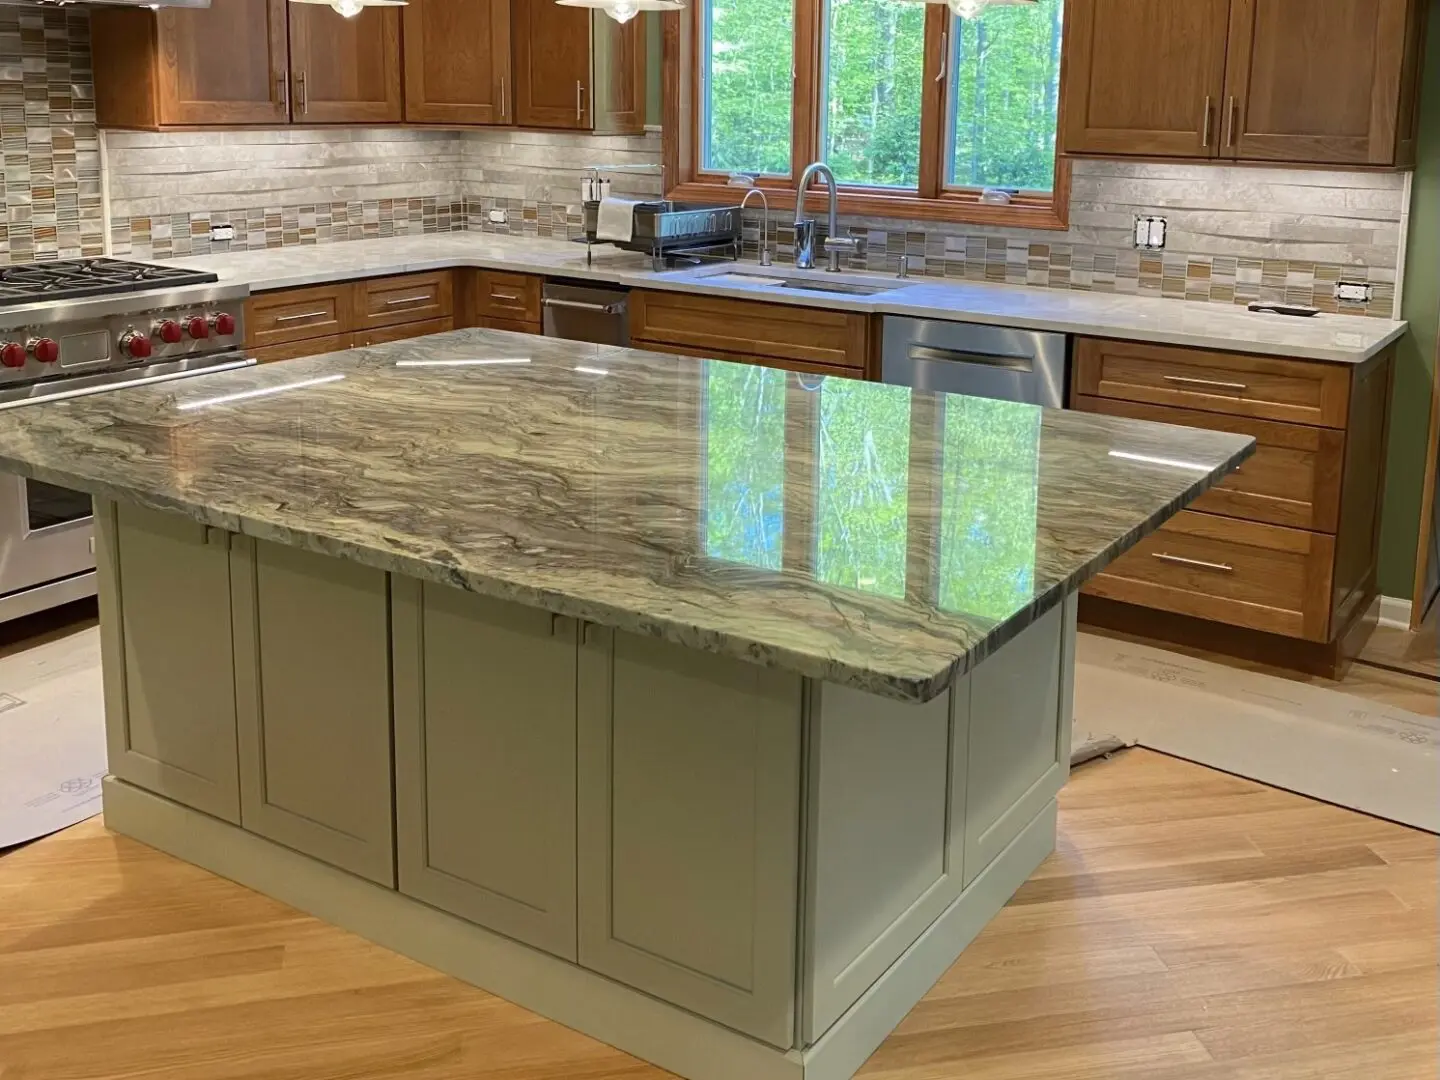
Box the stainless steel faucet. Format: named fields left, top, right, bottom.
left=732, top=181, right=773, bottom=267
left=794, top=162, right=858, bottom=272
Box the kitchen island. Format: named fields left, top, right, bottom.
left=0, top=330, right=1252, bottom=1080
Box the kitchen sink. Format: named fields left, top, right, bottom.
left=694, top=271, right=905, bottom=297
left=777, top=278, right=898, bottom=296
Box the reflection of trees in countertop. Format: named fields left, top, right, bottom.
left=704, top=362, right=786, bottom=569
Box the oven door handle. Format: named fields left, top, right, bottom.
left=906, top=344, right=1034, bottom=373
left=0, top=358, right=258, bottom=411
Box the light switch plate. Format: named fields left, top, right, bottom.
left=209, top=223, right=236, bottom=242
left=1335, top=281, right=1373, bottom=303
left=1133, top=215, right=1167, bottom=250
left=488, top=209, right=508, bottom=225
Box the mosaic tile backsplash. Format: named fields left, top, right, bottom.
left=0, top=9, right=103, bottom=262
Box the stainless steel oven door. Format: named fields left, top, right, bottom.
left=0, top=472, right=94, bottom=600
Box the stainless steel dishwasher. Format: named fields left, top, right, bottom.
left=881, top=317, right=1068, bottom=407
left=542, top=280, right=630, bottom=346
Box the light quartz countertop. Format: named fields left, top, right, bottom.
left=0, top=329, right=1252, bottom=701
left=165, top=232, right=1407, bottom=364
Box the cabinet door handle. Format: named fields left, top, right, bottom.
left=275, top=309, right=330, bottom=323
left=278, top=72, right=290, bottom=115
left=1201, top=95, right=1212, bottom=148
left=1225, top=95, right=1237, bottom=148
left=500, top=75, right=507, bottom=120
left=1152, top=553, right=1234, bottom=574
left=297, top=70, right=308, bottom=115
left=384, top=294, right=432, bottom=306
left=491, top=292, right=522, bottom=302
left=1162, top=374, right=1247, bottom=391
left=576, top=81, right=585, bottom=122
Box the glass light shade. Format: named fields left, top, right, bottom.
left=555, top=0, right=685, bottom=25
left=290, top=0, right=407, bottom=19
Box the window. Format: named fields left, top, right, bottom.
left=667, top=0, right=1069, bottom=228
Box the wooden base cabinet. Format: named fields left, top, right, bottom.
left=1061, top=0, right=1430, bottom=167
left=246, top=273, right=455, bottom=362
left=1073, top=337, right=1394, bottom=673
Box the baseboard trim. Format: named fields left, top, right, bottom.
left=1378, top=595, right=1413, bottom=631
left=101, top=776, right=1057, bottom=1080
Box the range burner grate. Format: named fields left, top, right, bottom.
left=0, top=258, right=220, bottom=307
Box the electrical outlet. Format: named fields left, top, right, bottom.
left=1133, top=215, right=1167, bottom=250
left=1335, top=281, right=1373, bottom=304
left=209, top=223, right=236, bottom=242
left=487, top=209, right=508, bottom=225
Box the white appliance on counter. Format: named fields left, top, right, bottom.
left=0, top=258, right=252, bottom=623
left=881, top=316, right=1068, bottom=408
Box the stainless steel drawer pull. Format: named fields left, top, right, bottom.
left=543, top=297, right=625, bottom=315
left=1152, top=552, right=1234, bottom=573
left=908, top=344, right=1033, bottom=372
left=384, top=294, right=432, bottom=306
left=1162, top=374, right=1248, bottom=391
left=491, top=293, right=522, bottom=302
left=274, top=310, right=330, bottom=322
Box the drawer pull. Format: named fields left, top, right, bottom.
left=1152, top=552, right=1235, bottom=574
left=491, top=292, right=522, bottom=302
left=384, top=294, right=433, bottom=306
left=274, top=310, right=330, bottom=323
left=1163, top=374, right=1248, bottom=391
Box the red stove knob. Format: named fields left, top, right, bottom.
left=28, top=337, right=58, bottom=364
left=156, top=319, right=183, bottom=344
left=211, top=312, right=236, bottom=337
left=120, top=332, right=152, bottom=360
left=0, top=342, right=26, bottom=369
left=185, top=316, right=210, bottom=340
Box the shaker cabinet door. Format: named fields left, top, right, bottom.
left=287, top=3, right=403, bottom=123
left=1223, top=0, right=1414, bottom=165
left=403, top=0, right=512, bottom=125
left=152, top=0, right=291, bottom=125
left=1060, top=0, right=1233, bottom=158
left=512, top=0, right=593, bottom=130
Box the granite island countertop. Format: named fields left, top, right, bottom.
left=0, top=330, right=1253, bottom=701
left=164, top=232, right=1407, bottom=364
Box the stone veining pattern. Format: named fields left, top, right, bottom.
left=0, top=331, right=1252, bottom=701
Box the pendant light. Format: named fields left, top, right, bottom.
left=555, top=0, right=685, bottom=26
left=895, top=0, right=1036, bottom=18
left=290, top=0, right=406, bottom=19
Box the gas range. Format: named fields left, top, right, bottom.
left=0, top=257, right=253, bottom=409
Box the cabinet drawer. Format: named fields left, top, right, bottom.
left=252, top=334, right=353, bottom=365
left=1074, top=337, right=1351, bottom=429
left=635, top=339, right=864, bottom=381
left=1074, top=395, right=1344, bottom=532
left=1084, top=511, right=1334, bottom=642
left=247, top=285, right=353, bottom=349
left=356, top=272, right=454, bottom=330
left=474, top=271, right=542, bottom=323
left=478, top=316, right=543, bottom=336
left=632, top=290, right=870, bottom=370
left=356, top=318, right=454, bottom=348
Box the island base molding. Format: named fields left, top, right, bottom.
left=100, top=776, right=1057, bottom=1080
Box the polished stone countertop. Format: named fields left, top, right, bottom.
left=0, top=330, right=1252, bottom=701
left=167, top=233, right=1406, bottom=364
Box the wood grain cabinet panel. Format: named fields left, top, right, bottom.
left=1223, top=0, right=1416, bottom=165
left=403, top=0, right=512, bottom=125
left=512, top=0, right=592, bottom=130
left=1084, top=511, right=1335, bottom=642
left=1060, top=0, right=1232, bottom=158
left=632, top=291, right=870, bottom=371
left=287, top=3, right=402, bottom=123
left=355, top=272, right=454, bottom=331
left=356, top=319, right=454, bottom=348
left=472, top=271, right=543, bottom=324
left=1074, top=395, right=1344, bottom=533
left=635, top=339, right=864, bottom=381
left=1074, top=337, right=1351, bottom=429
left=246, top=284, right=354, bottom=349
left=252, top=334, right=353, bottom=365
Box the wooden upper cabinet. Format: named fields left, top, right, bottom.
left=1223, top=0, right=1422, bottom=166
left=288, top=3, right=403, bottom=124
left=512, top=0, right=593, bottom=130
left=1059, top=0, right=1232, bottom=159
left=592, top=12, right=647, bottom=135
left=403, top=0, right=512, bottom=125
left=93, top=0, right=290, bottom=128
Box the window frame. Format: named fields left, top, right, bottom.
left=662, top=1, right=1071, bottom=231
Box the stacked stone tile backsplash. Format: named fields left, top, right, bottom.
left=13, top=8, right=1407, bottom=319
left=0, top=8, right=103, bottom=262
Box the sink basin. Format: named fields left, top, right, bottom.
left=695, top=271, right=904, bottom=297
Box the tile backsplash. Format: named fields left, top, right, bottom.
left=5, top=8, right=1410, bottom=319
left=0, top=8, right=103, bottom=262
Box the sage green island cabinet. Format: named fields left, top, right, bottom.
left=0, top=331, right=1253, bottom=1080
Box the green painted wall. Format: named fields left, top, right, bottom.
left=1379, top=2, right=1440, bottom=600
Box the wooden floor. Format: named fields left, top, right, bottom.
left=1360, top=604, right=1440, bottom=683
left=1, top=750, right=1434, bottom=1080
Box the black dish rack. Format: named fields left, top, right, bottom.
left=581, top=200, right=744, bottom=270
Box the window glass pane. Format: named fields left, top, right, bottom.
left=703, top=362, right=787, bottom=569
left=938, top=397, right=1040, bottom=621
left=816, top=380, right=911, bottom=598
left=946, top=0, right=1063, bottom=192
left=821, top=0, right=925, bottom=188
left=702, top=0, right=795, bottom=177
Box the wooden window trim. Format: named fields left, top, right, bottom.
left=662, top=2, right=1070, bottom=231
